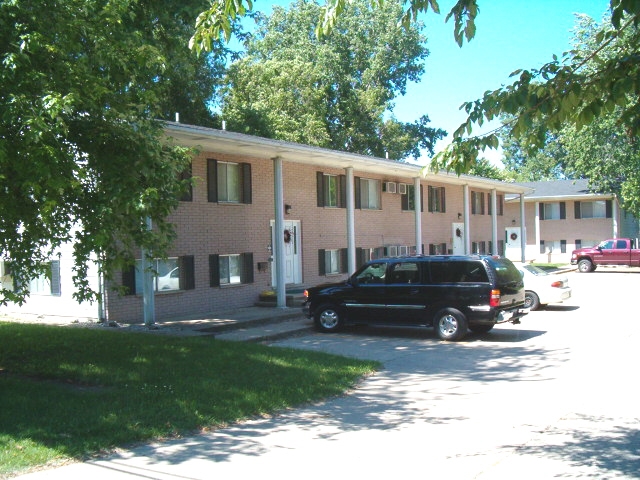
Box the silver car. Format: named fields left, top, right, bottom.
left=518, top=264, right=572, bottom=310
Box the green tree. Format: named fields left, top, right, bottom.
left=219, top=0, right=445, bottom=160
left=0, top=0, right=226, bottom=305
left=466, top=157, right=506, bottom=181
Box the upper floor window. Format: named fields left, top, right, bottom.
left=487, top=193, right=504, bottom=215
left=356, top=178, right=381, bottom=209
left=207, top=159, right=252, bottom=204
left=471, top=191, right=485, bottom=215
left=575, top=200, right=611, bottom=219
left=539, top=201, right=566, bottom=220
left=401, top=184, right=423, bottom=212
left=317, top=172, right=346, bottom=208
left=427, top=186, right=446, bottom=213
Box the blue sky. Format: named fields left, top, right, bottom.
left=243, top=1, right=612, bottom=164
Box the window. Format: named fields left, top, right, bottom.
left=539, top=240, right=565, bottom=254
left=318, top=248, right=347, bottom=275
left=209, top=253, right=253, bottom=287
left=401, top=184, right=423, bottom=211
left=207, top=159, right=252, bottom=204
left=317, top=172, right=346, bottom=208
left=471, top=191, right=485, bottom=215
left=28, top=260, right=61, bottom=296
left=428, top=243, right=447, bottom=255
left=427, top=186, right=446, bottom=213
left=539, top=202, right=566, bottom=220
left=575, top=200, right=611, bottom=219
left=124, top=256, right=195, bottom=295
left=388, top=262, right=420, bottom=284
left=487, top=194, right=504, bottom=215
left=356, top=178, right=381, bottom=209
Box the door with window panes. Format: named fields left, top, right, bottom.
left=271, top=220, right=302, bottom=286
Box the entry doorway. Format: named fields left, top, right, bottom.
left=505, top=226, right=522, bottom=261
left=270, top=219, right=302, bottom=287
left=452, top=223, right=465, bottom=255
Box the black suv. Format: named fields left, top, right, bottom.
left=303, top=255, right=528, bottom=341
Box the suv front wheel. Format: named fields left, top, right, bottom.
left=434, top=308, right=468, bottom=341
left=314, top=304, right=344, bottom=332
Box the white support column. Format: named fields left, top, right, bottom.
left=491, top=189, right=498, bottom=255
left=345, top=167, right=356, bottom=274
left=535, top=201, right=541, bottom=262
left=613, top=197, right=619, bottom=238
left=520, top=194, right=527, bottom=263
left=142, top=217, right=155, bottom=326
left=463, top=185, right=470, bottom=254
left=273, top=156, right=286, bottom=308
left=414, top=176, right=422, bottom=254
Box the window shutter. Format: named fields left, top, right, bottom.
left=540, top=240, right=545, bottom=254
left=316, top=172, right=325, bottom=207
left=481, top=192, right=485, bottom=215
left=122, top=265, right=136, bottom=295
left=561, top=240, right=567, bottom=253
left=241, top=163, right=252, bottom=204
left=340, top=248, right=348, bottom=273
left=50, top=260, right=61, bottom=296
left=209, top=254, right=220, bottom=287
left=420, top=185, right=424, bottom=212
left=606, top=199, right=613, bottom=218
left=339, top=175, right=347, bottom=208
left=560, top=202, right=566, bottom=219
left=401, top=191, right=409, bottom=211
left=207, top=159, right=218, bottom=203
left=179, top=255, right=195, bottom=290
left=318, top=249, right=326, bottom=276
left=428, top=186, right=434, bottom=212
left=574, top=201, right=581, bottom=219
left=429, top=244, right=435, bottom=255
left=356, top=247, right=364, bottom=268
left=539, top=203, right=545, bottom=220
left=487, top=194, right=492, bottom=215
left=354, top=177, right=361, bottom=209
left=241, top=252, right=254, bottom=284
left=441, top=188, right=446, bottom=213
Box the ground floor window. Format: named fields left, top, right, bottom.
left=209, top=253, right=254, bottom=287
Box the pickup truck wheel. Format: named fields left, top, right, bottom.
left=434, top=308, right=468, bottom=341
left=524, top=291, right=540, bottom=310
left=578, top=259, right=593, bottom=273
left=314, top=304, right=343, bottom=333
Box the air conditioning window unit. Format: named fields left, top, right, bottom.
left=384, top=181, right=397, bottom=193
left=398, top=183, right=408, bottom=195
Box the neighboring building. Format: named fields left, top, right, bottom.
left=504, top=179, right=640, bottom=263
left=1, top=122, right=532, bottom=323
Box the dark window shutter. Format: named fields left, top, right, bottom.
left=241, top=163, right=252, bottom=204
left=339, top=175, right=347, bottom=208
left=561, top=240, right=567, bottom=253
left=316, top=172, right=325, bottom=207
left=50, top=260, right=61, bottom=296
left=340, top=248, right=348, bottom=273
left=487, top=193, right=492, bottom=215
left=606, top=199, right=613, bottom=218
left=420, top=185, right=424, bottom=212
left=179, top=255, right=195, bottom=290
left=540, top=240, right=545, bottom=254
left=207, top=159, right=218, bottom=203
left=122, top=265, right=136, bottom=295
left=209, top=254, right=220, bottom=287
left=318, top=249, right=326, bottom=276
left=354, top=177, right=361, bottom=209
left=428, top=186, right=434, bottom=212
left=441, top=188, right=446, bottom=213
left=574, top=202, right=581, bottom=219
left=481, top=192, right=485, bottom=215
left=356, top=247, right=364, bottom=268
left=401, top=192, right=409, bottom=211
left=429, top=244, right=435, bottom=255
left=179, top=163, right=193, bottom=202
left=241, top=252, right=254, bottom=284
left=539, top=203, right=545, bottom=220
left=560, top=202, right=566, bottom=219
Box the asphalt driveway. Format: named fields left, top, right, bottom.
left=18, top=268, right=640, bottom=479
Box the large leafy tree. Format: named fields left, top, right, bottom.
left=0, top=0, right=228, bottom=305
left=219, top=0, right=445, bottom=160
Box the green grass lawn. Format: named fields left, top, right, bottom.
left=0, top=322, right=379, bottom=477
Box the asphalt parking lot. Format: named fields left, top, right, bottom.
left=19, top=267, right=640, bottom=479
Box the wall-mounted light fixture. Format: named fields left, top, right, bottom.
left=457, top=212, right=462, bottom=219
left=512, top=219, right=516, bottom=224
left=285, top=204, right=292, bottom=215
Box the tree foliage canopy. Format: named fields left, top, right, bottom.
left=0, top=0, right=225, bottom=305
left=219, top=0, right=445, bottom=159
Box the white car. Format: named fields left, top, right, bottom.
left=517, top=264, right=572, bottom=310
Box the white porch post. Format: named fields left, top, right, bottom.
left=520, top=194, right=527, bottom=263
left=613, top=197, right=619, bottom=238
left=463, top=185, right=470, bottom=254
left=491, top=189, right=498, bottom=255
left=414, top=177, right=422, bottom=254
left=535, top=201, right=541, bottom=262
left=273, top=156, right=286, bottom=308
left=142, top=217, right=155, bottom=326
left=345, top=167, right=356, bottom=274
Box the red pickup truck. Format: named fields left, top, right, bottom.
left=571, top=238, right=640, bottom=272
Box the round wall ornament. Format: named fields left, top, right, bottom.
left=510, top=232, right=518, bottom=241
left=284, top=229, right=292, bottom=244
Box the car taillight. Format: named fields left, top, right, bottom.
left=551, top=281, right=563, bottom=288
left=490, top=289, right=501, bottom=307
left=303, top=289, right=309, bottom=298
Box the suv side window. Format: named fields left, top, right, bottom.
left=387, top=262, right=420, bottom=284
left=428, top=260, right=488, bottom=283
left=355, top=262, right=387, bottom=284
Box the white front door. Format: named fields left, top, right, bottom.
left=505, top=227, right=522, bottom=261
left=271, top=220, right=302, bottom=287
left=452, top=223, right=465, bottom=255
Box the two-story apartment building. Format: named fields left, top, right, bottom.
left=1, top=122, right=532, bottom=323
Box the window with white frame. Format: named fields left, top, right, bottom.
left=540, top=201, right=566, bottom=220
left=318, top=248, right=347, bottom=275
left=471, top=191, right=485, bottom=215
left=28, top=260, right=61, bottom=296
left=207, top=159, right=252, bottom=204
left=358, top=178, right=381, bottom=209
left=135, top=257, right=180, bottom=294
left=427, top=186, right=446, bottom=213
left=579, top=200, right=607, bottom=218
left=324, top=174, right=339, bottom=207
left=401, top=184, right=422, bottom=211
left=209, top=253, right=254, bottom=287
left=217, top=162, right=241, bottom=203
left=219, top=254, right=241, bottom=285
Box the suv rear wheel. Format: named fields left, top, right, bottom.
left=314, top=304, right=343, bottom=332
left=434, top=308, right=468, bottom=341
